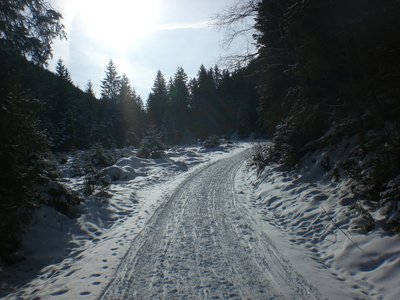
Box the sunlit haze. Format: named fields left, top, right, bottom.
left=78, top=0, right=161, bottom=47
left=49, top=0, right=247, bottom=100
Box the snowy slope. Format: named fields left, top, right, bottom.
left=237, top=147, right=400, bottom=300
left=0, top=142, right=250, bottom=300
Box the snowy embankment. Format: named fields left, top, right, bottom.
left=0, top=142, right=250, bottom=300
left=237, top=144, right=400, bottom=300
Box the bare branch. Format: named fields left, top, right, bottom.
left=212, top=0, right=260, bottom=27
left=218, top=52, right=258, bottom=71
left=212, top=0, right=261, bottom=69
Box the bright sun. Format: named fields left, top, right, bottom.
left=76, top=0, right=161, bottom=47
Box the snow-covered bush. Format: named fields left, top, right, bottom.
left=380, top=176, right=400, bottom=232
left=82, top=173, right=97, bottom=196
left=250, top=144, right=274, bottom=173
left=66, top=144, right=119, bottom=178
left=85, top=144, right=117, bottom=169
left=40, top=181, right=83, bottom=218
left=250, top=142, right=297, bottom=173
left=350, top=202, right=375, bottom=233
left=137, top=130, right=166, bottom=159
left=202, top=135, right=220, bottom=148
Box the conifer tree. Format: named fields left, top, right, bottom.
left=115, top=74, right=142, bottom=146
left=147, top=70, right=169, bottom=130
left=55, top=58, right=72, bottom=83
left=190, top=65, right=219, bottom=138
left=0, top=0, right=66, bottom=65
left=86, top=80, right=96, bottom=99
left=213, top=65, right=222, bottom=89
left=0, top=0, right=65, bottom=260
left=101, top=59, right=121, bottom=101
left=168, top=67, right=190, bottom=142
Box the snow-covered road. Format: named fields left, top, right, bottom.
left=100, top=150, right=322, bottom=299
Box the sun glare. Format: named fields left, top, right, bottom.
left=77, top=0, right=161, bottom=48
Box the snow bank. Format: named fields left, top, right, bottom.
left=238, top=148, right=400, bottom=300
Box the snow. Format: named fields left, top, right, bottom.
left=236, top=143, right=400, bottom=300
left=0, top=141, right=249, bottom=300
left=99, top=149, right=323, bottom=299
left=1, top=140, right=399, bottom=299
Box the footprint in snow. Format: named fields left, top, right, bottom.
left=50, top=289, right=69, bottom=296
left=65, top=270, right=76, bottom=277
left=60, top=264, right=71, bottom=270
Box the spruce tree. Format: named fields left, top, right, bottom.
left=116, top=74, right=142, bottom=146
left=86, top=80, right=96, bottom=99
left=101, top=59, right=121, bottom=101
left=55, top=58, right=72, bottom=83
left=0, top=56, right=68, bottom=260
left=168, top=67, right=190, bottom=142
left=0, top=0, right=65, bottom=65
left=146, top=70, right=169, bottom=130
left=190, top=65, right=219, bottom=138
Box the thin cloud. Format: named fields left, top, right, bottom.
left=156, top=21, right=210, bottom=31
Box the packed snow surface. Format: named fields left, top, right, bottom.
left=100, top=150, right=322, bottom=299
left=1, top=141, right=399, bottom=299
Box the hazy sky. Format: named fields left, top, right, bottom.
left=48, top=0, right=252, bottom=100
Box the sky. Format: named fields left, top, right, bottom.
left=48, top=0, right=254, bottom=100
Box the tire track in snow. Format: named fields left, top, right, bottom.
left=99, top=150, right=322, bottom=299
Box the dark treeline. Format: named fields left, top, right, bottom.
left=246, top=0, right=400, bottom=230
left=253, top=0, right=400, bottom=152
left=1, top=53, right=258, bottom=152
left=147, top=64, right=259, bottom=144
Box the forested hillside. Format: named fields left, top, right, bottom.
left=240, top=0, right=400, bottom=231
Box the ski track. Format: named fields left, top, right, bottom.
left=99, top=150, right=323, bottom=300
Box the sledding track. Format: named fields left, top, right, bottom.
left=100, top=150, right=322, bottom=299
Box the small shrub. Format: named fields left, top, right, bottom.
left=87, top=144, right=116, bottom=168
left=202, top=135, right=220, bottom=148
left=83, top=173, right=96, bottom=196
left=137, top=130, right=166, bottom=159
left=350, top=202, right=375, bottom=233
left=40, top=181, right=83, bottom=217
left=250, top=144, right=274, bottom=173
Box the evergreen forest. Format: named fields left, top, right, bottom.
left=1, top=0, right=400, bottom=262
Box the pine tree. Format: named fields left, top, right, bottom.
left=86, top=80, right=96, bottom=98
left=55, top=58, right=72, bottom=83
left=146, top=70, right=169, bottom=130
left=101, top=59, right=121, bottom=101
left=115, top=74, right=142, bottom=146
left=168, top=67, right=190, bottom=142
left=213, top=65, right=222, bottom=89
left=190, top=65, right=219, bottom=138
